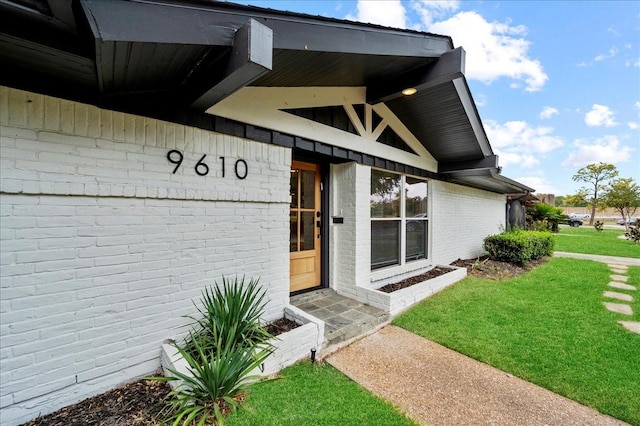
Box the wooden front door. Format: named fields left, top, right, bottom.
left=289, top=161, right=321, bottom=292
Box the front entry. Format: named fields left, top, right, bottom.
left=289, top=161, right=321, bottom=293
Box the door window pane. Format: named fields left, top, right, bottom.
left=300, top=211, right=315, bottom=251
left=290, top=212, right=298, bottom=252
left=290, top=170, right=299, bottom=208
left=406, top=220, right=427, bottom=262
left=371, top=170, right=400, bottom=218
left=301, top=170, right=316, bottom=209
left=371, top=221, right=400, bottom=269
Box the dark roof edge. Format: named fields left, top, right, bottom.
left=147, top=0, right=454, bottom=47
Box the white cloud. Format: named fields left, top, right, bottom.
left=584, top=104, right=618, bottom=127
left=486, top=120, right=564, bottom=152
left=347, top=0, right=407, bottom=28
left=411, top=0, right=459, bottom=27
left=426, top=11, right=548, bottom=92
left=594, top=46, right=619, bottom=62
left=539, top=106, right=559, bottom=120
left=514, top=176, right=560, bottom=194
left=561, top=135, right=634, bottom=168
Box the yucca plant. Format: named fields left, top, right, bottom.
left=153, top=329, right=273, bottom=426
left=149, top=276, right=275, bottom=425
left=182, top=276, right=273, bottom=360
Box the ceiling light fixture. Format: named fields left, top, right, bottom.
left=401, top=87, right=417, bottom=96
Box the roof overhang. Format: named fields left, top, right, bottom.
left=0, top=0, right=533, bottom=195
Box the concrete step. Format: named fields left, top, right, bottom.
left=291, top=289, right=390, bottom=348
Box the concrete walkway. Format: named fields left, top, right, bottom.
left=554, top=251, right=640, bottom=266
left=327, top=326, right=629, bottom=426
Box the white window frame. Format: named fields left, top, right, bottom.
left=370, top=169, right=430, bottom=279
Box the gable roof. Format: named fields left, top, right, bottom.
left=0, top=0, right=533, bottom=194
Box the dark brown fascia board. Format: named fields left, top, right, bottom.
left=367, top=47, right=465, bottom=104
left=79, top=0, right=451, bottom=56
left=438, top=154, right=499, bottom=174
left=191, top=18, right=273, bottom=111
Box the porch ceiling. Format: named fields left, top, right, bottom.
left=0, top=0, right=533, bottom=194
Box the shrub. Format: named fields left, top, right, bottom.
left=594, top=220, right=604, bottom=232
left=626, top=220, right=640, bottom=244
left=526, top=203, right=568, bottom=233
left=484, top=229, right=554, bottom=265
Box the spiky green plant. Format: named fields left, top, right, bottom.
left=183, top=276, right=273, bottom=360
left=149, top=276, right=275, bottom=425
left=152, top=330, right=272, bottom=426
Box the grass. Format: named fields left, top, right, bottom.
left=394, top=258, right=640, bottom=424
left=226, top=362, right=417, bottom=426
left=553, top=225, right=639, bottom=258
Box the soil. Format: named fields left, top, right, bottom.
left=452, top=256, right=550, bottom=280
left=265, top=317, right=300, bottom=336
left=21, top=258, right=546, bottom=426
left=378, top=266, right=457, bottom=293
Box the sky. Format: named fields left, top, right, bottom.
left=229, top=0, right=639, bottom=196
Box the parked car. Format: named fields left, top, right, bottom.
left=566, top=218, right=583, bottom=227
left=569, top=213, right=590, bottom=220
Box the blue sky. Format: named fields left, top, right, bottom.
left=230, top=0, right=639, bottom=196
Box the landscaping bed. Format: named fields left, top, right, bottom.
left=23, top=258, right=540, bottom=426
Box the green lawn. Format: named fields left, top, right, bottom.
left=394, top=258, right=640, bottom=424
left=554, top=225, right=639, bottom=258
left=226, top=362, right=416, bottom=426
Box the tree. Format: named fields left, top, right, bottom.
left=572, top=162, right=618, bottom=225
left=602, top=178, right=640, bottom=231
left=564, top=190, right=590, bottom=207
left=554, top=195, right=565, bottom=207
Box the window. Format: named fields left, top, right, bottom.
left=370, top=170, right=428, bottom=270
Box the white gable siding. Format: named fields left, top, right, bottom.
left=0, top=87, right=291, bottom=425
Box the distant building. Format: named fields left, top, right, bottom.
left=536, top=193, right=556, bottom=206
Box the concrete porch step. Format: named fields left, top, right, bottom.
left=290, top=289, right=389, bottom=348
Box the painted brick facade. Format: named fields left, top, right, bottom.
left=0, top=87, right=291, bottom=425
left=430, top=180, right=506, bottom=265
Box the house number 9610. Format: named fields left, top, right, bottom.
left=167, top=150, right=248, bottom=179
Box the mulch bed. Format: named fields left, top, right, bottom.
left=378, top=266, right=457, bottom=293
left=265, top=317, right=300, bottom=336
left=21, top=257, right=548, bottom=426
left=452, top=256, right=549, bottom=280
left=23, top=379, right=171, bottom=426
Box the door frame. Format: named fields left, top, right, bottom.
left=290, top=155, right=330, bottom=295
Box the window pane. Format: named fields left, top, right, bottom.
left=290, top=169, right=299, bottom=208
left=371, top=170, right=400, bottom=218
left=300, top=211, right=315, bottom=251
left=301, top=170, right=315, bottom=209
left=290, top=211, right=298, bottom=252
left=406, top=220, right=427, bottom=262
left=405, top=177, right=427, bottom=217
left=371, top=221, right=400, bottom=269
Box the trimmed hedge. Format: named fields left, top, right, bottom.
left=483, top=230, right=554, bottom=265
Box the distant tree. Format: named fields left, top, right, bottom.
left=554, top=195, right=566, bottom=207
left=564, top=189, right=590, bottom=207
left=572, top=163, right=618, bottom=225
left=602, top=178, right=640, bottom=231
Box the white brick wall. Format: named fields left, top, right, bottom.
left=0, top=87, right=291, bottom=425
left=430, top=180, right=506, bottom=265
left=330, top=165, right=505, bottom=307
